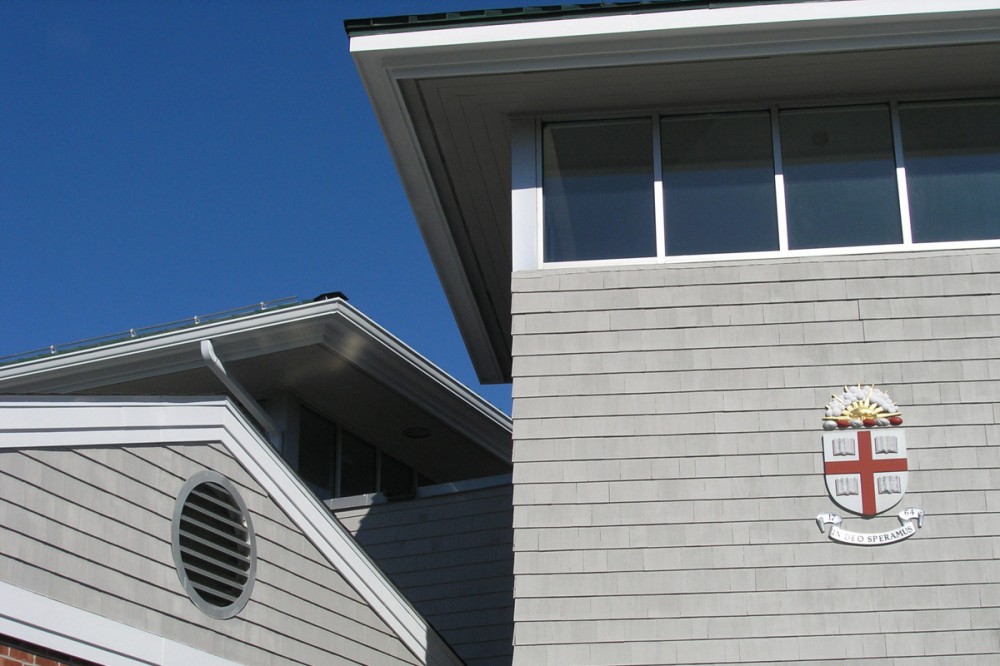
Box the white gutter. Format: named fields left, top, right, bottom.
left=200, top=339, right=282, bottom=450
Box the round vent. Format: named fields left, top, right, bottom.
left=171, top=471, right=256, bottom=619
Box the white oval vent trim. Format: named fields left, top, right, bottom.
left=171, top=470, right=257, bottom=619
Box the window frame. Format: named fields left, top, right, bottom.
left=523, top=96, right=1000, bottom=270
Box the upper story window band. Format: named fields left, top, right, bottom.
left=539, top=97, right=1000, bottom=264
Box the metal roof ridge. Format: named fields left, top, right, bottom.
left=0, top=295, right=304, bottom=367
left=343, top=0, right=832, bottom=36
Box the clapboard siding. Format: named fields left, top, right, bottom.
left=0, top=443, right=419, bottom=666
left=337, top=483, right=514, bottom=666
left=510, top=247, right=1000, bottom=665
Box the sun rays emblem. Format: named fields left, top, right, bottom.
left=822, top=384, right=903, bottom=430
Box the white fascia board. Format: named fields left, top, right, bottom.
left=0, top=299, right=343, bottom=389
left=351, top=0, right=1000, bottom=55
left=0, top=296, right=509, bottom=433
left=0, top=581, right=244, bottom=666
left=0, top=397, right=464, bottom=666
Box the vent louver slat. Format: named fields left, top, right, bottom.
left=179, top=512, right=252, bottom=549
left=178, top=543, right=252, bottom=578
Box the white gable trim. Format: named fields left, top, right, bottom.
left=0, top=581, right=243, bottom=666
left=0, top=396, right=463, bottom=666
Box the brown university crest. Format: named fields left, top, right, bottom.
left=815, top=385, right=925, bottom=545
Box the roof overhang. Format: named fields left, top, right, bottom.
left=0, top=298, right=512, bottom=478
left=349, top=0, right=1000, bottom=382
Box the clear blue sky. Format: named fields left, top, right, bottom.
left=0, top=1, right=521, bottom=413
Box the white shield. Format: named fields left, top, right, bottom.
left=822, top=429, right=907, bottom=517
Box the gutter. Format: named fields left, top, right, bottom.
left=200, top=339, right=283, bottom=450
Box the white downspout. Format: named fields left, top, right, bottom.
left=200, top=339, right=282, bottom=450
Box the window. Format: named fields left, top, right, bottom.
left=543, top=119, right=655, bottom=262
left=780, top=105, right=901, bottom=250
left=340, top=430, right=377, bottom=497
left=298, top=405, right=338, bottom=493
left=296, top=405, right=418, bottom=500
left=539, top=97, right=1000, bottom=263
left=900, top=98, right=1000, bottom=243
left=661, top=111, right=778, bottom=255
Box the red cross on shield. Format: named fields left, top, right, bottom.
left=822, top=429, right=908, bottom=517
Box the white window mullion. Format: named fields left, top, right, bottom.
left=890, top=100, right=914, bottom=245
left=771, top=107, right=789, bottom=251
left=535, top=119, right=546, bottom=264
left=653, top=114, right=666, bottom=258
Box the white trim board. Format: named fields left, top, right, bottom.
left=0, top=396, right=464, bottom=666
left=0, top=581, right=244, bottom=666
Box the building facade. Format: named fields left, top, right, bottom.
left=0, top=297, right=513, bottom=665
left=350, top=1, right=1000, bottom=662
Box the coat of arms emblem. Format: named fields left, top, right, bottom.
left=816, top=385, right=924, bottom=545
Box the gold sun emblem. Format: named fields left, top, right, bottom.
left=822, top=384, right=902, bottom=430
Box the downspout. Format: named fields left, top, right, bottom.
left=200, top=339, right=282, bottom=450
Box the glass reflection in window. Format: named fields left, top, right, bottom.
left=780, top=105, right=901, bottom=250
left=543, top=119, right=656, bottom=262
left=901, top=99, right=1000, bottom=243
left=661, top=111, right=778, bottom=255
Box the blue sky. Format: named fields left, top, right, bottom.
left=0, top=1, right=520, bottom=412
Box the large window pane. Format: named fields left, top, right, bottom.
left=900, top=99, right=1000, bottom=242
left=340, top=430, right=377, bottom=497
left=543, top=119, right=655, bottom=262
left=380, top=452, right=415, bottom=499
left=297, top=406, right=337, bottom=498
left=661, top=111, right=778, bottom=255
left=781, top=105, right=901, bottom=250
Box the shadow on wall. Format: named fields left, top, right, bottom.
left=335, top=482, right=515, bottom=666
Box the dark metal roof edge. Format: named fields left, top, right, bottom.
left=344, top=0, right=830, bottom=37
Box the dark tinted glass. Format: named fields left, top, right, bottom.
left=297, top=407, right=336, bottom=497
left=543, top=119, right=655, bottom=261
left=380, top=453, right=414, bottom=498
left=340, top=430, right=376, bottom=497
left=900, top=98, right=1000, bottom=242
left=781, top=105, right=901, bottom=249
left=661, top=111, right=778, bottom=255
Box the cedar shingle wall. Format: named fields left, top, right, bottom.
left=510, top=248, right=1000, bottom=664
left=0, top=442, right=420, bottom=666
left=337, top=483, right=514, bottom=666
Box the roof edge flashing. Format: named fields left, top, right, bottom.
left=348, top=0, right=1000, bottom=53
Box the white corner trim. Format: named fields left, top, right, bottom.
left=511, top=118, right=539, bottom=273
left=0, top=581, right=243, bottom=666
left=0, top=397, right=463, bottom=666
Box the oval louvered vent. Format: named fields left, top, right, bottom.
left=171, top=471, right=256, bottom=619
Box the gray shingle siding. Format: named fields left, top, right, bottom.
left=510, top=248, right=1000, bottom=664
left=0, top=442, right=420, bottom=665
left=337, top=483, right=515, bottom=666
